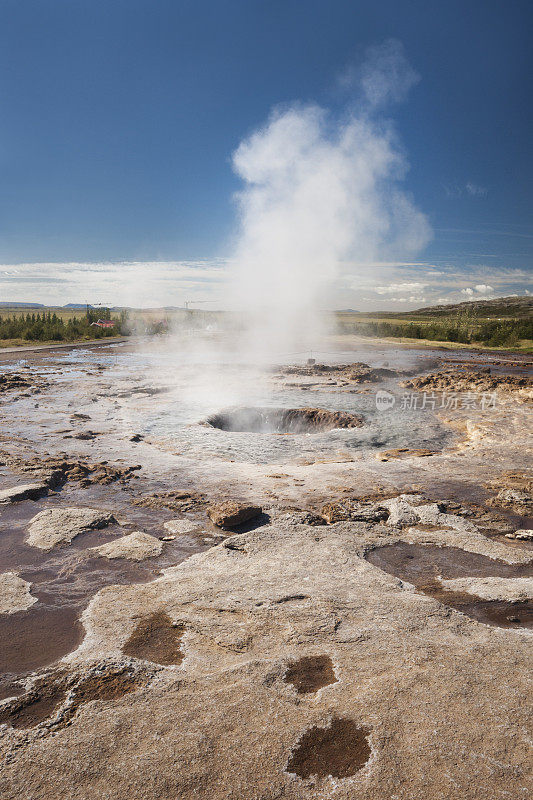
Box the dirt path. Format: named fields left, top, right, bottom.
left=0, top=337, right=132, bottom=358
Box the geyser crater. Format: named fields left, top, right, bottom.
left=204, top=407, right=364, bottom=434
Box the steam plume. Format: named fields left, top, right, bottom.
left=228, top=39, right=431, bottom=360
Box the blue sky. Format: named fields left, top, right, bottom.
left=0, top=0, right=531, bottom=308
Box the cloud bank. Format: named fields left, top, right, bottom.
left=0, top=260, right=530, bottom=311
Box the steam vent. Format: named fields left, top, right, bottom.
left=204, top=406, right=365, bottom=433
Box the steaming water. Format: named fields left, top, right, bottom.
left=6, top=340, right=528, bottom=469
left=144, top=380, right=452, bottom=464
left=0, top=341, right=459, bottom=466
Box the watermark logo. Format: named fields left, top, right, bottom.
left=373, top=389, right=497, bottom=412
left=398, top=391, right=497, bottom=411
left=375, top=390, right=396, bottom=411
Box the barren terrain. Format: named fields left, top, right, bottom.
left=0, top=337, right=531, bottom=800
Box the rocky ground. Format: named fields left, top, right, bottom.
left=402, top=367, right=533, bottom=396
left=0, top=339, right=531, bottom=799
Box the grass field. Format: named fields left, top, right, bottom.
left=335, top=298, right=533, bottom=351
left=0, top=298, right=531, bottom=352
left=0, top=307, right=89, bottom=321
left=0, top=306, right=127, bottom=347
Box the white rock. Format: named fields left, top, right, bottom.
left=415, top=503, right=477, bottom=532
left=497, top=489, right=530, bottom=503
left=0, top=571, right=37, bottom=613
left=382, top=497, right=420, bottom=526
left=382, top=497, right=477, bottom=532
left=26, top=507, right=115, bottom=550
left=26, top=519, right=533, bottom=800
left=164, top=519, right=199, bottom=535
left=399, top=493, right=426, bottom=505
left=0, top=483, right=48, bottom=504
left=505, top=530, right=533, bottom=541
left=439, top=576, right=533, bottom=602
left=91, top=531, right=163, bottom=561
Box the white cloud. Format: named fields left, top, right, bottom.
left=375, top=281, right=427, bottom=295
left=1, top=260, right=530, bottom=311
left=0, top=260, right=228, bottom=308
left=342, top=264, right=531, bottom=310
left=466, top=182, right=488, bottom=197
left=445, top=182, right=488, bottom=198
left=461, top=284, right=495, bottom=298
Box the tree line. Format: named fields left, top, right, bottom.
left=339, top=317, right=533, bottom=347
left=0, top=309, right=130, bottom=342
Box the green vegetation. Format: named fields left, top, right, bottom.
left=336, top=297, right=533, bottom=350
left=0, top=296, right=530, bottom=351
left=337, top=316, right=533, bottom=348
left=0, top=307, right=130, bottom=344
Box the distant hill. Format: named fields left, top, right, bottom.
left=0, top=301, right=44, bottom=308
left=412, top=296, right=532, bottom=318
left=350, top=295, right=533, bottom=319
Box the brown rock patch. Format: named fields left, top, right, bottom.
left=0, top=666, right=145, bottom=730
left=402, top=369, right=533, bottom=394
left=286, top=717, right=371, bottom=779
left=0, top=679, right=66, bottom=729
left=278, top=362, right=403, bottom=384
left=488, top=489, right=533, bottom=515
left=70, top=668, right=143, bottom=709
left=0, top=373, right=47, bottom=395
left=207, top=501, right=263, bottom=530
left=320, top=500, right=389, bottom=524
left=284, top=655, right=337, bottom=694
left=122, top=612, right=185, bottom=665
left=5, top=453, right=141, bottom=487
left=378, top=447, right=438, bottom=461
left=486, top=471, right=532, bottom=494
left=133, top=490, right=207, bottom=512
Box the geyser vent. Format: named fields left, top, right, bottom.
left=204, top=407, right=364, bottom=434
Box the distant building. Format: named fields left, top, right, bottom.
left=90, top=319, right=115, bottom=328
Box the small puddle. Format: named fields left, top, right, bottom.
left=0, top=484, right=211, bottom=679
left=366, top=542, right=533, bottom=581
left=284, top=655, right=337, bottom=694
left=122, top=612, right=185, bottom=665
left=423, top=586, right=532, bottom=628
left=0, top=666, right=144, bottom=729
left=0, top=606, right=83, bottom=674
left=0, top=679, right=67, bottom=729
left=287, top=717, right=371, bottom=779
left=366, top=542, right=533, bottom=629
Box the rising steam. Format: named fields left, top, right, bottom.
left=149, top=40, right=431, bottom=424
left=228, top=39, right=431, bottom=360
